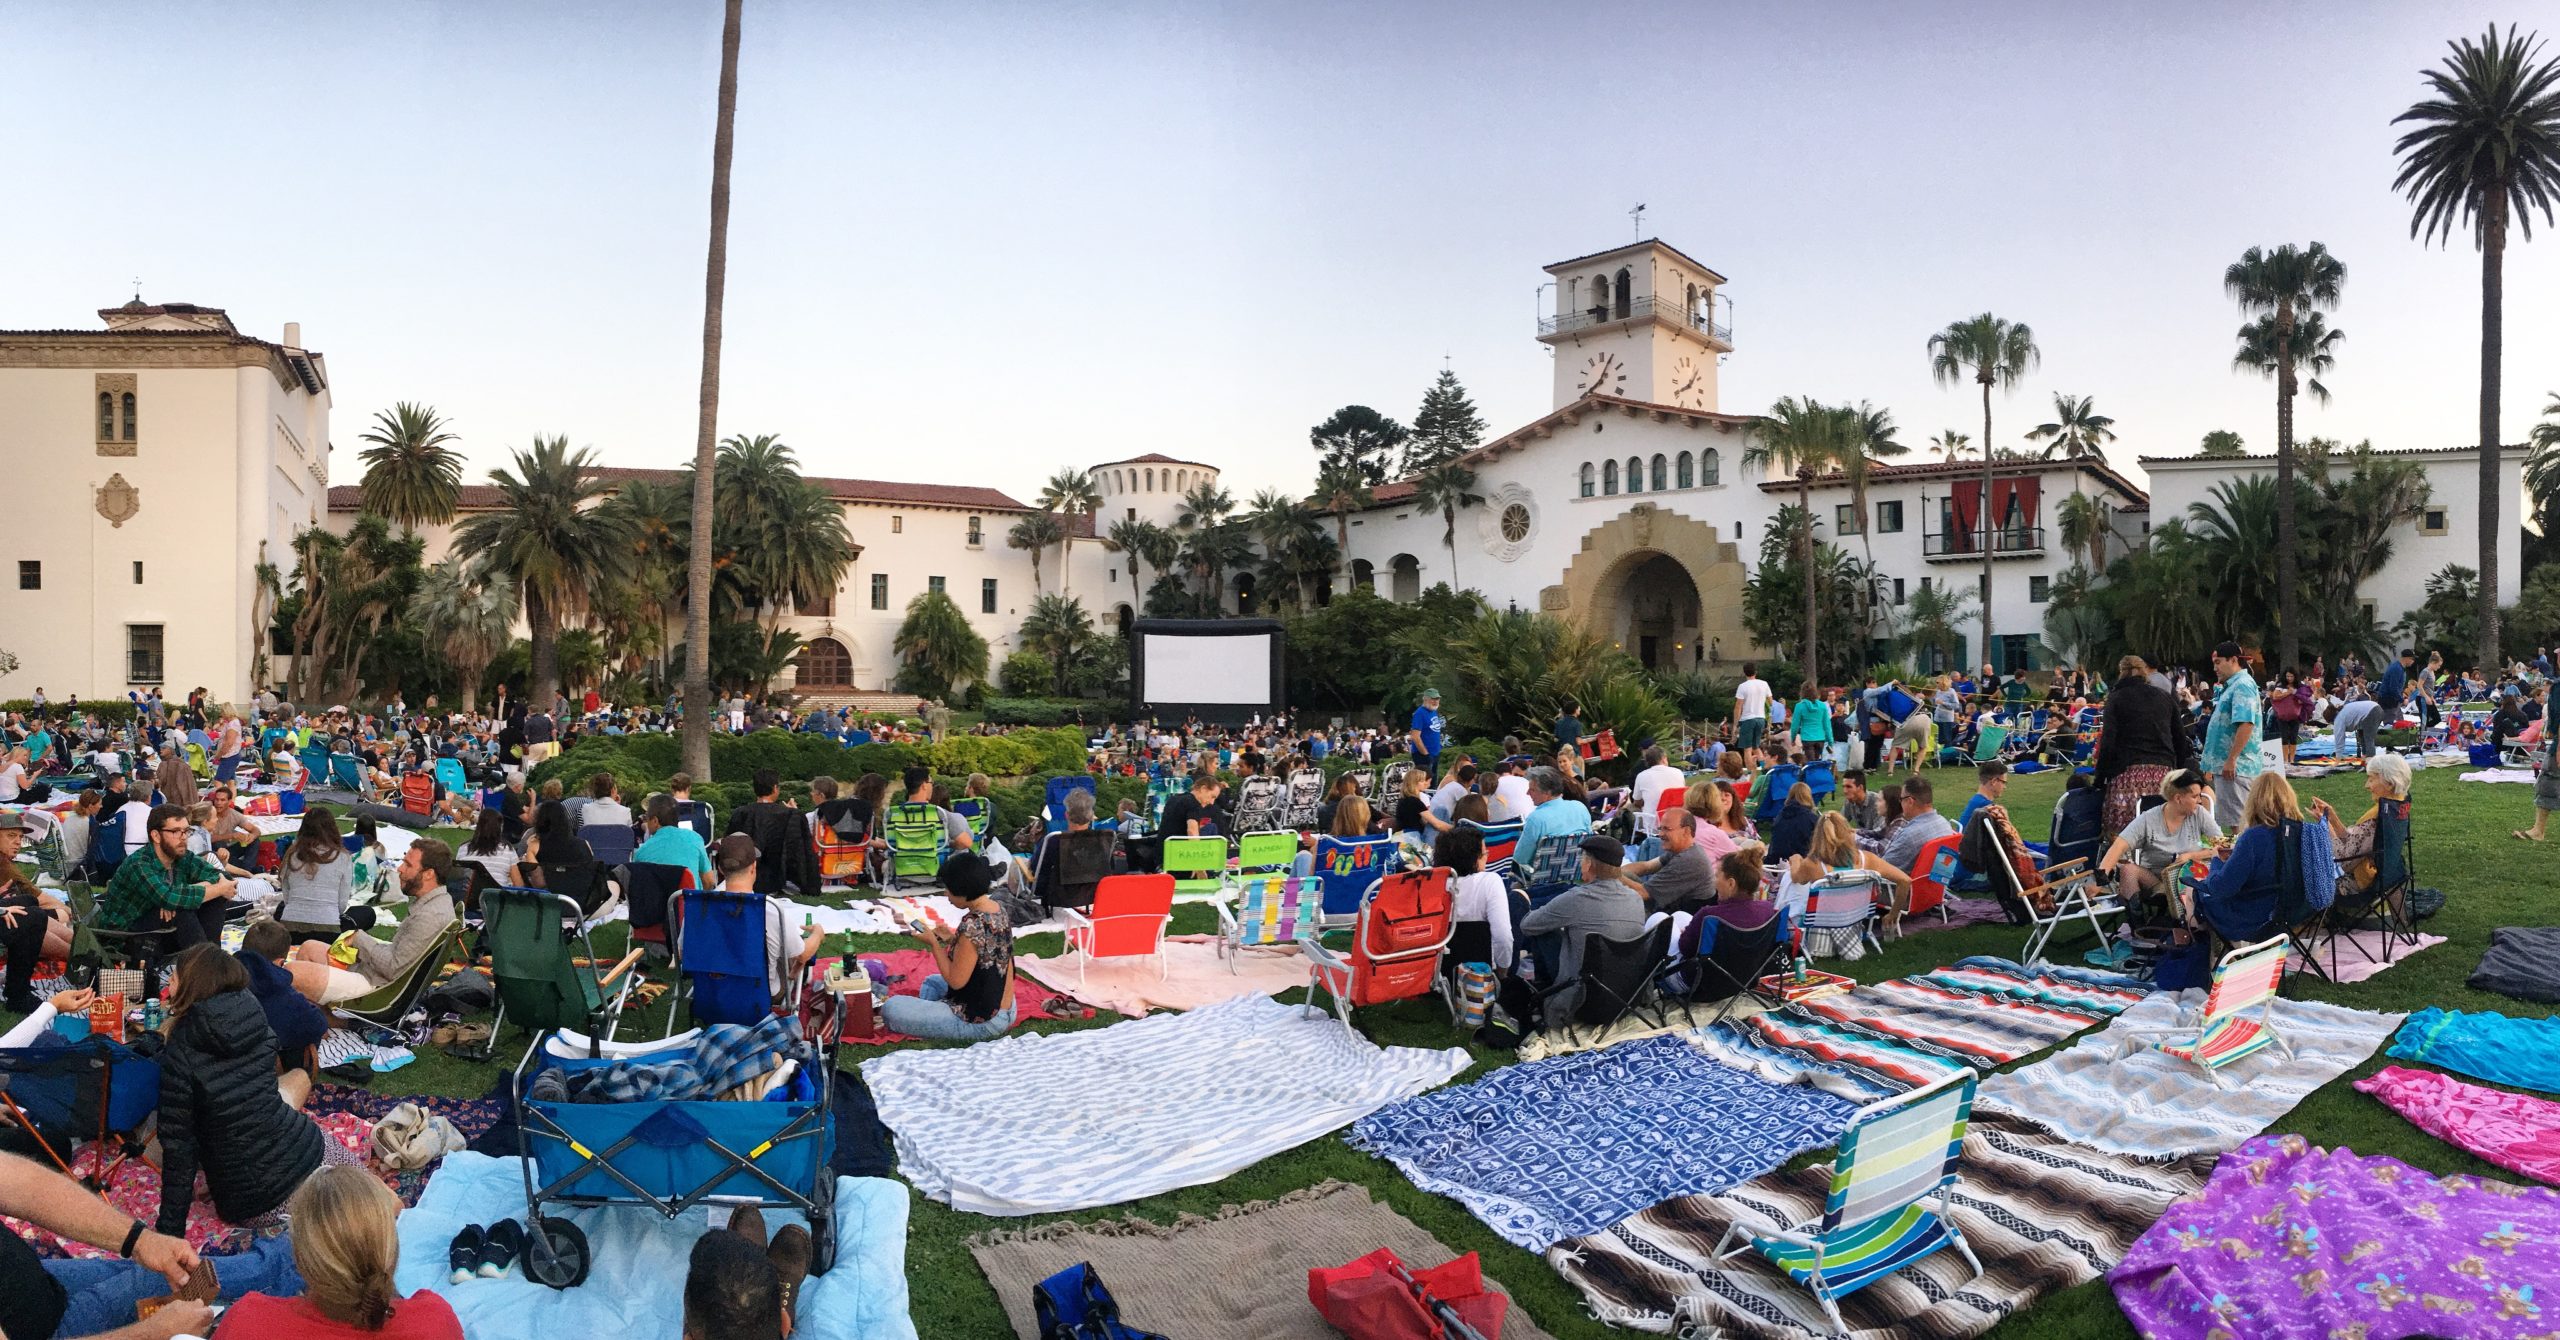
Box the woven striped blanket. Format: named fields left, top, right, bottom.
left=1548, top=1114, right=2211, bottom=1337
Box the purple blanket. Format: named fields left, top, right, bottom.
left=2110, top=1135, right=2560, bottom=1338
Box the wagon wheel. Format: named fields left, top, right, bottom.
left=524, top=1216, right=591, bottom=1289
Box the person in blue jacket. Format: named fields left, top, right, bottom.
left=234, top=919, right=328, bottom=1070
left=2186, top=771, right=2300, bottom=943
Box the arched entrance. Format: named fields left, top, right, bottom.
left=1621, top=554, right=1701, bottom=670
left=796, top=636, right=853, bottom=689
left=1350, top=558, right=1376, bottom=593
left=1389, top=554, right=1421, bottom=603
left=1540, top=503, right=1759, bottom=668
left=1233, top=572, right=1257, bottom=615
left=1113, top=604, right=1134, bottom=638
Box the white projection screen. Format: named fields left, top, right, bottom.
left=1129, top=619, right=1286, bottom=723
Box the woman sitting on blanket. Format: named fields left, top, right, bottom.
left=1779, top=812, right=1910, bottom=934
left=150, top=946, right=348, bottom=1240
left=881, top=854, right=1016, bottom=1042
left=2308, top=751, right=2410, bottom=900
left=2184, top=771, right=2296, bottom=943
left=216, top=1165, right=463, bottom=1340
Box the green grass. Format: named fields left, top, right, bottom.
left=16, top=766, right=2554, bottom=1338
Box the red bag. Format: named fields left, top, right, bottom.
left=1309, top=1248, right=1507, bottom=1340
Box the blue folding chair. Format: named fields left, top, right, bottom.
left=298, top=744, right=331, bottom=786
left=434, top=756, right=469, bottom=797
left=1309, top=832, right=1398, bottom=926
left=2047, top=781, right=2104, bottom=871
left=1044, top=775, right=1098, bottom=835
left=1803, top=758, right=1837, bottom=804
left=950, top=796, right=995, bottom=845
left=667, top=887, right=781, bottom=1032
left=328, top=753, right=363, bottom=792
left=1514, top=833, right=1586, bottom=907
left=1753, top=763, right=1801, bottom=826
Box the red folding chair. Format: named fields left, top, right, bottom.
left=1905, top=832, right=1963, bottom=926
left=1301, top=867, right=1455, bottom=1026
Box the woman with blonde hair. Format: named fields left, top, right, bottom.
left=215, top=1165, right=463, bottom=1338
left=2188, top=770, right=2301, bottom=943
left=1781, top=810, right=1912, bottom=935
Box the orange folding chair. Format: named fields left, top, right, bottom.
left=1301, top=867, right=1455, bottom=1025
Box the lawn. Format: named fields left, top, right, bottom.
left=20, top=764, right=2555, bottom=1338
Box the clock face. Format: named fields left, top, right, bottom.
left=1577, top=352, right=1628, bottom=399
left=1669, top=356, right=1707, bottom=409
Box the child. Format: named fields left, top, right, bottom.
left=234, top=920, right=328, bottom=1072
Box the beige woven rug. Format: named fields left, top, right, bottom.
left=969, top=1180, right=1560, bottom=1340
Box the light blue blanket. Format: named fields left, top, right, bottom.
left=2388, top=1007, right=2560, bottom=1095
left=393, top=1152, right=916, bottom=1340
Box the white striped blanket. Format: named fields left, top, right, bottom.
left=863, top=993, right=1469, bottom=1216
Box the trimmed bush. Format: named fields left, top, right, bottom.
left=979, top=697, right=1113, bottom=728
left=2, top=699, right=138, bottom=724
left=997, top=650, right=1054, bottom=698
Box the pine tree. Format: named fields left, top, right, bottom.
left=1308, top=405, right=1408, bottom=487
left=1404, top=369, right=1488, bottom=474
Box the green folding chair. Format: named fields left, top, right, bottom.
left=333, top=923, right=469, bottom=1033
left=1235, top=830, right=1296, bottom=880
left=883, top=802, right=949, bottom=889
left=1715, top=1069, right=1983, bottom=1332
left=1161, top=835, right=1229, bottom=897
left=474, top=886, right=640, bottom=1062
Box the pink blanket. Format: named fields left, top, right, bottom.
left=845, top=948, right=1084, bottom=1043
left=1018, top=935, right=1310, bottom=1017
left=2355, top=1063, right=2560, bottom=1186
left=1, top=1112, right=375, bottom=1259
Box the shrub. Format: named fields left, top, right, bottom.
left=922, top=734, right=1038, bottom=778
left=997, top=650, right=1054, bottom=698
left=979, top=697, right=1113, bottom=728
left=2, top=699, right=138, bottom=724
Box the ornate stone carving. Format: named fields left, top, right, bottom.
left=1539, top=585, right=1569, bottom=611
left=94, top=373, right=137, bottom=455
left=1, top=334, right=300, bottom=392
left=1629, top=502, right=1656, bottom=547
left=95, top=474, right=140, bottom=528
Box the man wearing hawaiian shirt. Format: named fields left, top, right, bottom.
left=99, top=802, right=238, bottom=953
left=2204, top=640, right=2263, bottom=824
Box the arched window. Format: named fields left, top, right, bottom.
left=1602, top=460, right=1619, bottom=495
left=1145, top=469, right=1154, bottom=491
left=1702, top=448, right=1721, bottom=485
left=1686, top=282, right=1699, bottom=325
left=98, top=392, right=114, bottom=440
left=795, top=637, right=853, bottom=688
left=121, top=393, right=135, bottom=442
left=1676, top=451, right=1695, bottom=488
left=1177, top=470, right=1188, bottom=491
left=1650, top=454, right=1667, bottom=491
left=1613, top=268, right=1632, bottom=320
left=1580, top=462, right=1596, bottom=498
left=1625, top=456, right=1643, bottom=492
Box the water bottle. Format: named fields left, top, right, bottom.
left=142, top=996, right=163, bottom=1033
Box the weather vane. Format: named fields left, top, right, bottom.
left=1629, top=203, right=1647, bottom=240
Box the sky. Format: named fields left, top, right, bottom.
left=6, top=0, right=2557, bottom=503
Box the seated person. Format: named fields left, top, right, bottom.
left=2097, top=767, right=2222, bottom=915
left=1958, top=760, right=2009, bottom=833
left=272, top=809, right=359, bottom=943
left=1783, top=812, right=1913, bottom=934
left=1434, top=824, right=1513, bottom=973
left=0, top=814, right=72, bottom=1011
left=458, top=807, right=522, bottom=903
left=634, top=793, right=716, bottom=888
left=200, top=785, right=263, bottom=869
left=1293, top=795, right=1380, bottom=876
left=1618, top=807, right=1719, bottom=916
left=517, top=800, right=594, bottom=891
left=2309, top=751, right=2411, bottom=898
left=1692, top=846, right=1780, bottom=934
left=1309, top=774, right=1358, bottom=836
left=1763, top=782, right=1819, bottom=862
left=288, top=839, right=461, bottom=1004
left=1515, top=835, right=1648, bottom=1016
left=1391, top=767, right=1443, bottom=839
left=0, top=1146, right=211, bottom=1340
left=151, top=947, right=338, bottom=1238
left=98, top=803, right=241, bottom=956
left=705, top=835, right=823, bottom=1013
left=2185, top=771, right=2301, bottom=942
left=1020, top=787, right=1110, bottom=910
left=215, top=1165, right=464, bottom=1340
left=1878, top=775, right=1958, bottom=875
left=234, top=921, right=327, bottom=1071
left=1837, top=769, right=1888, bottom=840
left=880, top=856, right=1016, bottom=1042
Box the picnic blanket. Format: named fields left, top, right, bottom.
left=561, top=1014, right=804, bottom=1102
left=2388, top=1008, right=2560, bottom=1095
left=2108, top=1135, right=2560, bottom=1339
left=1976, top=991, right=2402, bottom=1159
left=2468, top=925, right=2560, bottom=1003
left=864, top=992, right=1468, bottom=1216
left=2295, top=928, right=2447, bottom=982
left=1016, top=935, right=1308, bottom=1016
left=1549, top=1113, right=2211, bottom=1337
left=849, top=948, right=1077, bottom=1042
left=2, top=1112, right=375, bottom=1261
left=2458, top=766, right=2540, bottom=784
left=968, top=1181, right=1559, bottom=1340
left=1514, top=996, right=1770, bottom=1062
left=1906, top=896, right=2012, bottom=931
left=1347, top=1034, right=1859, bottom=1251
left=2356, top=1065, right=2560, bottom=1188
left=393, top=1151, right=916, bottom=1340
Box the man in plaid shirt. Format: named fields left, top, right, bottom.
left=99, top=802, right=239, bottom=951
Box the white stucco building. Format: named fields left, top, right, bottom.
left=0, top=300, right=330, bottom=705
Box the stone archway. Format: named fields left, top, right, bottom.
left=1541, top=503, right=1759, bottom=667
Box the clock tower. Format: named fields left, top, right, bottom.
left=1536, top=239, right=1733, bottom=412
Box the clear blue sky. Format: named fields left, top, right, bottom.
left=6, top=1, right=2554, bottom=501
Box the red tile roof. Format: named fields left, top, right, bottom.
left=328, top=467, right=1031, bottom=514
left=1100, top=452, right=1217, bottom=469
left=1754, top=454, right=2148, bottom=504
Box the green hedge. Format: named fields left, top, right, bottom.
left=980, top=697, right=1114, bottom=728
left=1, top=699, right=138, bottom=724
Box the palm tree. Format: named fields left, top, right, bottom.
left=601, top=477, right=692, bottom=685
left=450, top=436, right=636, bottom=709
left=2198, top=429, right=2248, bottom=457
left=1900, top=580, right=1976, bottom=672
left=2393, top=24, right=2560, bottom=670
left=2527, top=392, right=2560, bottom=539
left=2055, top=491, right=2111, bottom=573
left=712, top=434, right=856, bottom=626
left=1409, top=460, right=1484, bottom=590
left=1176, top=480, right=1235, bottom=532
left=2233, top=310, right=2343, bottom=404
left=1839, top=401, right=1909, bottom=586
left=2025, top=393, right=2118, bottom=461
left=1745, top=396, right=1855, bottom=682
left=1313, top=460, right=1373, bottom=582
left=355, top=403, right=464, bottom=533
left=2225, top=241, right=2347, bottom=671
left=1036, top=469, right=1101, bottom=596
left=1928, top=313, right=2040, bottom=668
left=1018, top=593, right=1093, bottom=694
left=891, top=589, right=987, bottom=698
left=1929, top=429, right=1971, bottom=462
left=1106, top=517, right=1163, bottom=607
left=1244, top=491, right=1325, bottom=609
left=1007, top=511, right=1067, bottom=594
left=681, top=0, right=745, bottom=780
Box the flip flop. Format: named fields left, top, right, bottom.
left=2514, top=830, right=2544, bottom=842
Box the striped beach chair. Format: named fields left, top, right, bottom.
left=1715, top=1069, right=1983, bottom=1332
left=1214, top=874, right=1313, bottom=972
left=2143, top=934, right=2293, bottom=1086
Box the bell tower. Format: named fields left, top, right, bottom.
left=1535, top=240, right=1733, bottom=412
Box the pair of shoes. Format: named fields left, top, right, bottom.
left=448, top=1225, right=483, bottom=1284
left=434, top=1021, right=492, bottom=1049
left=446, top=1220, right=526, bottom=1282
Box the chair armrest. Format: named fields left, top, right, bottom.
left=1053, top=907, right=1094, bottom=936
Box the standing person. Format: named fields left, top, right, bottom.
left=97, top=803, right=239, bottom=956
left=2203, top=642, right=2264, bottom=825
left=1407, top=689, right=1446, bottom=781
left=1551, top=701, right=1583, bottom=760
left=2376, top=648, right=2413, bottom=728
left=2520, top=683, right=2560, bottom=843
left=1790, top=680, right=1834, bottom=774
left=211, top=709, right=245, bottom=784
left=521, top=705, right=556, bottom=765
left=2092, top=654, right=2198, bottom=841
left=1732, top=664, right=1771, bottom=754
left=2266, top=669, right=2311, bottom=764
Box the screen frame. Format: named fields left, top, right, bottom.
left=1127, top=618, right=1287, bottom=725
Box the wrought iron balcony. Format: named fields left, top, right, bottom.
left=1539, top=294, right=1733, bottom=345
left=1922, top=525, right=2046, bottom=561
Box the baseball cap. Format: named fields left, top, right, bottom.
left=1578, top=834, right=1625, bottom=866
left=1420, top=687, right=1441, bottom=699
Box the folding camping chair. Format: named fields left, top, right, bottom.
left=1215, top=874, right=1313, bottom=971
left=1799, top=871, right=1888, bottom=960
left=1042, top=775, right=1098, bottom=836
left=1512, top=834, right=1584, bottom=907
left=2046, top=780, right=2104, bottom=871
left=333, top=923, right=470, bottom=1033
left=1462, top=818, right=1524, bottom=879
left=1802, top=758, right=1837, bottom=804
left=398, top=773, right=435, bottom=819
left=1968, top=723, right=2008, bottom=767
left=434, top=756, right=469, bottom=799
left=328, top=753, right=364, bottom=793
left=1380, top=759, right=1412, bottom=796
left=881, top=802, right=949, bottom=890
left=1160, top=834, right=1229, bottom=896
left=1056, top=872, right=1175, bottom=985
left=1281, top=768, right=1326, bottom=829
left=1903, top=833, right=1965, bottom=927
left=2130, top=934, right=2292, bottom=1087
left=1343, top=767, right=1378, bottom=801
left=474, top=887, right=643, bottom=1062
left=298, top=744, right=332, bottom=787
left=2307, top=797, right=2419, bottom=980
left=812, top=813, right=869, bottom=887
left=1714, top=1069, right=1984, bottom=1333
left=1982, top=842, right=2125, bottom=967
left=1301, top=867, right=1455, bottom=1026
left=1228, top=775, right=1286, bottom=835
left=1033, top=826, right=1116, bottom=914
left=1536, top=917, right=1672, bottom=1045
left=1234, top=829, right=1295, bottom=880
left=620, top=860, right=695, bottom=959
left=666, top=886, right=787, bottom=1033
left=1669, top=907, right=1792, bottom=1024
left=949, top=796, right=995, bottom=846
left=1129, top=776, right=1182, bottom=839
left=1752, top=763, right=1801, bottom=827
left=1309, top=832, right=1398, bottom=926
left=579, top=819, right=637, bottom=870
left=0, top=1033, right=161, bottom=1187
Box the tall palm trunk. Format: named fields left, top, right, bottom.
left=2273, top=298, right=2299, bottom=672
left=1442, top=506, right=1461, bottom=587
left=528, top=587, right=560, bottom=708
left=1798, top=474, right=1817, bottom=682
left=1059, top=530, right=1072, bottom=598
left=681, top=0, right=743, bottom=781
left=2478, top=195, right=2507, bottom=671
left=1978, top=375, right=1995, bottom=670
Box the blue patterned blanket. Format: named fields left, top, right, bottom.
left=1346, top=1034, right=1859, bottom=1250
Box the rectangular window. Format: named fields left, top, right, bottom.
left=966, top=516, right=983, bottom=547
left=128, top=624, right=165, bottom=684
left=1126, top=507, right=1136, bottom=522
left=2420, top=507, right=2448, bottom=535
left=891, top=515, right=903, bottom=534
left=132, top=561, right=144, bottom=585
left=1877, top=500, right=1904, bottom=533
left=870, top=573, right=888, bottom=610
left=1732, top=520, right=1742, bottom=538
left=1893, top=577, right=1906, bottom=604
left=981, top=578, right=998, bottom=614
left=1835, top=503, right=1862, bottom=535
left=929, top=575, right=945, bottom=596
left=16, top=561, right=36, bottom=591
left=2029, top=575, right=2051, bottom=603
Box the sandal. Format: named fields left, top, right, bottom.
left=2514, top=830, right=2544, bottom=842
